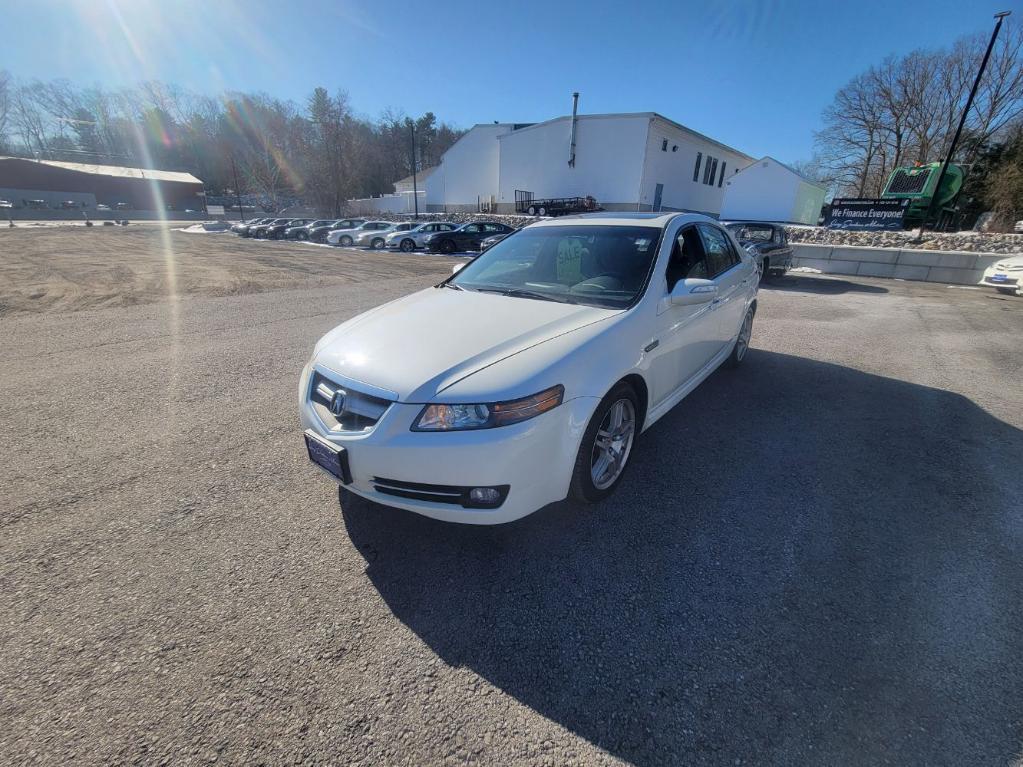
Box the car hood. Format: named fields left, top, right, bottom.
left=313, top=287, right=619, bottom=402
left=991, top=255, right=1023, bottom=269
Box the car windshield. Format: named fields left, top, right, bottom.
left=450, top=225, right=662, bottom=308
left=726, top=224, right=773, bottom=242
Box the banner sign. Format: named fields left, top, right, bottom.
left=825, top=198, right=908, bottom=230
left=206, top=205, right=225, bottom=216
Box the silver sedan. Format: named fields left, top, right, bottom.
left=385, top=222, right=459, bottom=252
left=352, top=222, right=413, bottom=249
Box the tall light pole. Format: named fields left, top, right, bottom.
left=231, top=156, right=245, bottom=223
left=922, top=10, right=1011, bottom=233
left=409, top=120, right=419, bottom=220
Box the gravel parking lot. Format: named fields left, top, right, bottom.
left=1, top=226, right=1021, bottom=765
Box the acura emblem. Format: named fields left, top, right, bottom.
left=329, top=389, right=347, bottom=417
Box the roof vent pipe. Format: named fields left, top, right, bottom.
left=568, top=92, right=579, bottom=168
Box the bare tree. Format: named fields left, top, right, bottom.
left=815, top=19, right=1023, bottom=198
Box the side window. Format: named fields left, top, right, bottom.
left=464, top=224, right=482, bottom=233
left=698, top=224, right=739, bottom=278
left=484, top=223, right=504, bottom=232
left=665, top=226, right=708, bottom=290
left=693, top=152, right=702, bottom=183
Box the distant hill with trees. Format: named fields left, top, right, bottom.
left=0, top=74, right=464, bottom=216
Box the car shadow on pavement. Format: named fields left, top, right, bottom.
left=761, top=274, right=889, bottom=294
left=341, top=350, right=1023, bottom=765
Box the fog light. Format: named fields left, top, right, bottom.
left=469, top=487, right=502, bottom=505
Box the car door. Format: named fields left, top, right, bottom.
left=647, top=225, right=721, bottom=408
left=698, top=223, right=750, bottom=349
left=775, top=226, right=792, bottom=267
left=460, top=223, right=483, bottom=248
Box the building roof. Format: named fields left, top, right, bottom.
left=393, top=165, right=438, bottom=187
left=0, top=155, right=203, bottom=185
left=496, top=112, right=755, bottom=164
left=733, top=156, right=827, bottom=190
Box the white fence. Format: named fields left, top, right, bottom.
left=347, top=191, right=425, bottom=216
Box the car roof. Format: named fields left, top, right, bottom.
left=531, top=212, right=717, bottom=228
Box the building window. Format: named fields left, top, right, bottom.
left=718, top=162, right=726, bottom=187
left=661, top=138, right=668, bottom=152
left=693, top=152, right=702, bottom=182
left=704, top=156, right=717, bottom=185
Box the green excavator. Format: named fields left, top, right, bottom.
left=881, top=161, right=965, bottom=228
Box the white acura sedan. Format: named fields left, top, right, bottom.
left=300, top=213, right=759, bottom=524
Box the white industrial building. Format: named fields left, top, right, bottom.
left=425, top=111, right=754, bottom=217
left=720, top=156, right=827, bottom=225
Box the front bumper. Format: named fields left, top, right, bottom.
left=980, top=270, right=1021, bottom=292
left=299, top=366, right=597, bottom=524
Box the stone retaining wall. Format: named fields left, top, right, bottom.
left=791, top=243, right=1003, bottom=286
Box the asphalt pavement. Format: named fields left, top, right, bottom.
left=1, top=229, right=1022, bottom=765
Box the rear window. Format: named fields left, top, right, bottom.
left=726, top=224, right=773, bottom=242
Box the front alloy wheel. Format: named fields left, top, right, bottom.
left=726, top=307, right=754, bottom=368
left=591, top=398, right=636, bottom=490
left=570, top=382, right=639, bottom=503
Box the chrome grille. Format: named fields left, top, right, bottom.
left=310, top=371, right=391, bottom=433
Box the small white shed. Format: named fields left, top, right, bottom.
left=720, top=156, right=826, bottom=225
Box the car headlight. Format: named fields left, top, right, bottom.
left=411, top=385, right=564, bottom=431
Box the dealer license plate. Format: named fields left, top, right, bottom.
left=304, top=430, right=351, bottom=484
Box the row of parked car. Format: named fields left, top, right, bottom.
left=229, top=217, right=517, bottom=254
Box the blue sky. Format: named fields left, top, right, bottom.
left=5, top=0, right=1016, bottom=163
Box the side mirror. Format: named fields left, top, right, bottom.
left=451, top=263, right=465, bottom=274
left=670, top=278, right=718, bottom=306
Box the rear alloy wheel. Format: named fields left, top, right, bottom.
left=340, top=235, right=353, bottom=247
left=726, top=307, right=755, bottom=368
left=538, top=206, right=547, bottom=216
left=439, top=239, right=456, bottom=254
left=570, top=382, right=639, bottom=503
left=371, top=237, right=385, bottom=250
left=298, top=232, right=308, bottom=241
left=400, top=238, right=416, bottom=253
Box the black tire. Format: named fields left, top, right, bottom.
left=569, top=381, right=640, bottom=504
left=371, top=237, right=385, bottom=250
left=340, top=235, right=353, bottom=247
left=439, top=239, right=455, bottom=254
left=996, top=287, right=1017, bottom=295
left=726, top=306, right=755, bottom=368
left=400, top=238, right=415, bottom=253
left=759, top=258, right=770, bottom=282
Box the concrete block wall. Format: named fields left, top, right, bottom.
left=791, top=243, right=1006, bottom=286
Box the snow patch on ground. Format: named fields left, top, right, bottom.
left=789, top=266, right=823, bottom=274
left=176, top=222, right=232, bottom=233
